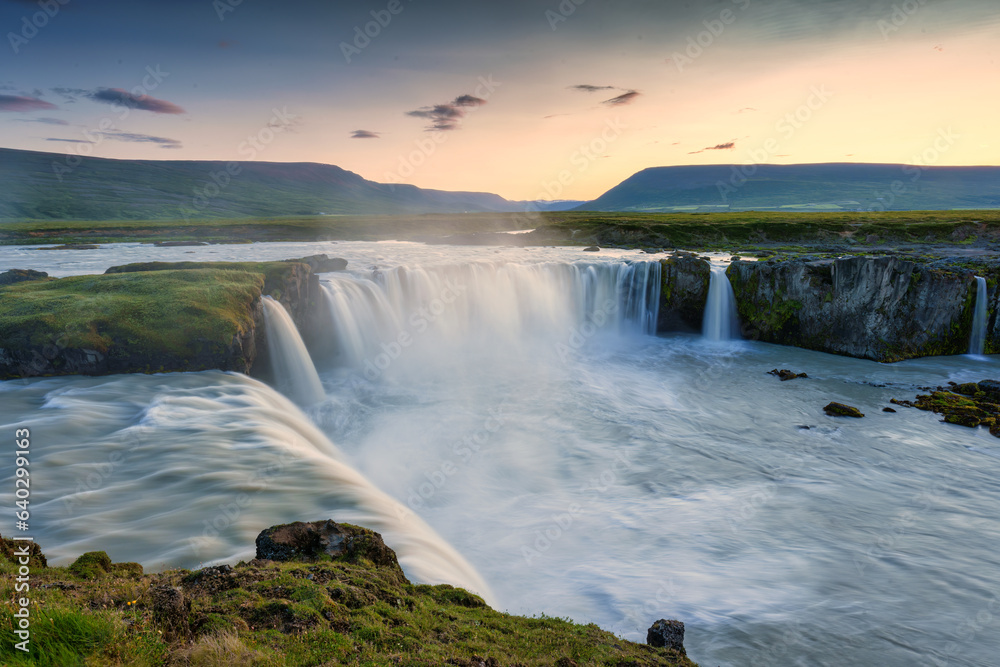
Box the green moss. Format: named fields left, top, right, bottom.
left=1, top=547, right=698, bottom=667
left=69, top=551, right=112, bottom=580
left=0, top=269, right=264, bottom=369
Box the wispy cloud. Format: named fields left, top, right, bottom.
left=46, top=138, right=94, bottom=144
left=350, top=130, right=381, bottom=139
left=89, top=88, right=186, bottom=114
left=15, top=116, right=68, bottom=125
left=101, top=131, right=182, bottom=148
left=688, top=141, right=736, bottom=154
left=406, top=94, right=487, bottom=131
left=602, top=90, right=641, bottom=106
left=569, top=84, right=616, bottom=93
left=0, top=94, right=56, bottom=112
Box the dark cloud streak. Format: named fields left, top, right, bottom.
left=0, top=95, right=56, bottom=112
left=89, top=88, right=186, bottom=114
left=406, top=94, right=487, bottom=131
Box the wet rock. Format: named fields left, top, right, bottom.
left=286, top=254, right=348, bottom=272
left=0, top=269, right=48, bottom=286
left=883, top=407, right=897, bottom=413
left=824, top=402, right=865, bottom=418
left=154, top=241, right=207, bottom=247
left=255, top=520, right=401, bottom=571
left=583, top=246, right=601, bottom=252
left=659, top=255, right=711, bottom=333
left=38, top=244, right=100, bottom=250
left=646, top=618, right=685, bottom=652
left=769, top=368, right=808, bottom=381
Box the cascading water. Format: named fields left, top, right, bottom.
left=319, top=261, right=662, bottom=371
left=969, top=276, right=988, bottom=356
left=702, top=265, right=741, bottom=341
left=261, top=296, right=326, bottom=405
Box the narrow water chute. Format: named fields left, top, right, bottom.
left=261, top=296, right=326, bottom=405
left=703, top=265, right=741, bottom=342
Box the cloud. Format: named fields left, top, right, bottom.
left=99, top=131, right=182, bottom=148
left=0, top=95, right=56, bottom=112
left=688, top=141, right=736, bottom=154
left=569, top=85, right=616, bottom=93
left=14, top=116, right=69, bottom=125
left=46, top=138, right=94, bottom=144
left=406, top=94, right=487, bottom=131
left=88, top=88, right=186, bottom=114
left=601, top=90, right=641, bottom=106
left=350, top=130, right=381, bottom=139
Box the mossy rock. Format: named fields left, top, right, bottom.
left=824, top=402, right=864, bottom=418
left=0, top=534, right=47, bottom=567
left=69, top=551, right=113, bottom=580
left=111, top=562, right=144, bottom=578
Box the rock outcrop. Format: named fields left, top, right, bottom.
left=728, top=256, right=976, bottom=362
left=0, top=269, right=48, bottom=286
left=255, top=520, right=402, bottom=572
left=659, top=254, right=711, bottom=332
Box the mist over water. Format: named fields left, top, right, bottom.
left=3, top=242, right=999, bottom=666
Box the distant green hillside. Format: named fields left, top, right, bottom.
left=0, top=148, right=525, bottom=221
left=579, top=163, right=1000, bottom=212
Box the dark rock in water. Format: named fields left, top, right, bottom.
left=730, top=256, right=741, bottom=261
left=797, top=425, right=811, bottom=429
left=154, top=241, right=207, bottom=247
left=255, top=520, right=401, bottom=572
left=285, top=254, right=348, bottom=272
left=583, top=246, right=601, bottom=252
left=647, top=618, right=685, bottom=652
left=39, top=244, right=100, bottom=250
left=883, top=407, right=897, bottom=413
left=769, top=368, right=808, bottom=381
left=0, top=269, right=48, bottom=286
left=824, top=402, right=865, bottom=418
left=659, top=254, right=711, bottom=333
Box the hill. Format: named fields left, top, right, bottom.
left=0, top=148, right=544, bottom=221
left=578, top=163, right=1000, bottom=212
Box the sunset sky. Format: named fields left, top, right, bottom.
left=1, top=0, right=998, bottom=201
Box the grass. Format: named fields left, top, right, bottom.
left=0, top=269, right=264, bottom=370
left=2, top=210, right=1000, bottom=249
left=0, top=532, right=696, bottom=666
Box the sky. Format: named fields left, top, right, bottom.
left=1, top=0, right=998, bottom=201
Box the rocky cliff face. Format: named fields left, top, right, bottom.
left=727, top=256, right=977, bottom=362
left=658, top=254, right=711, bottom=332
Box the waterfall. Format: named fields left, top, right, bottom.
left=969, top=276, right=988, bottom=356
left=703, top=265, right=741, bottom=342
left=319, top=261, right=661, bottom=371
left=261, top=297, right=326, bottom=405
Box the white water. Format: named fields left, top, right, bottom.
left=3, top=241, right=999, bottom=667
left=703, top=265, right=741, bottom=342
left=969, top=276, right=988, bottom=356
left=261, top=296, right=325, bottom=406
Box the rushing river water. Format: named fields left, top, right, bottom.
left=1, top=241, right=998, bottom=667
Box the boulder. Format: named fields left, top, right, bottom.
left=150, top=585, right=188, bottom=630
left=583, top=246, right=601, bottom=252
left=824, top=402, right=864, bottom=418
left=255, top=520, right=401, bottom=571
left=285, top=254, right=348, bottom=272
left=647, top=618, right=685, bottom=652
left=768, top=368, right=808, bottom=381
left=0, top=269, right=48, bottom=286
